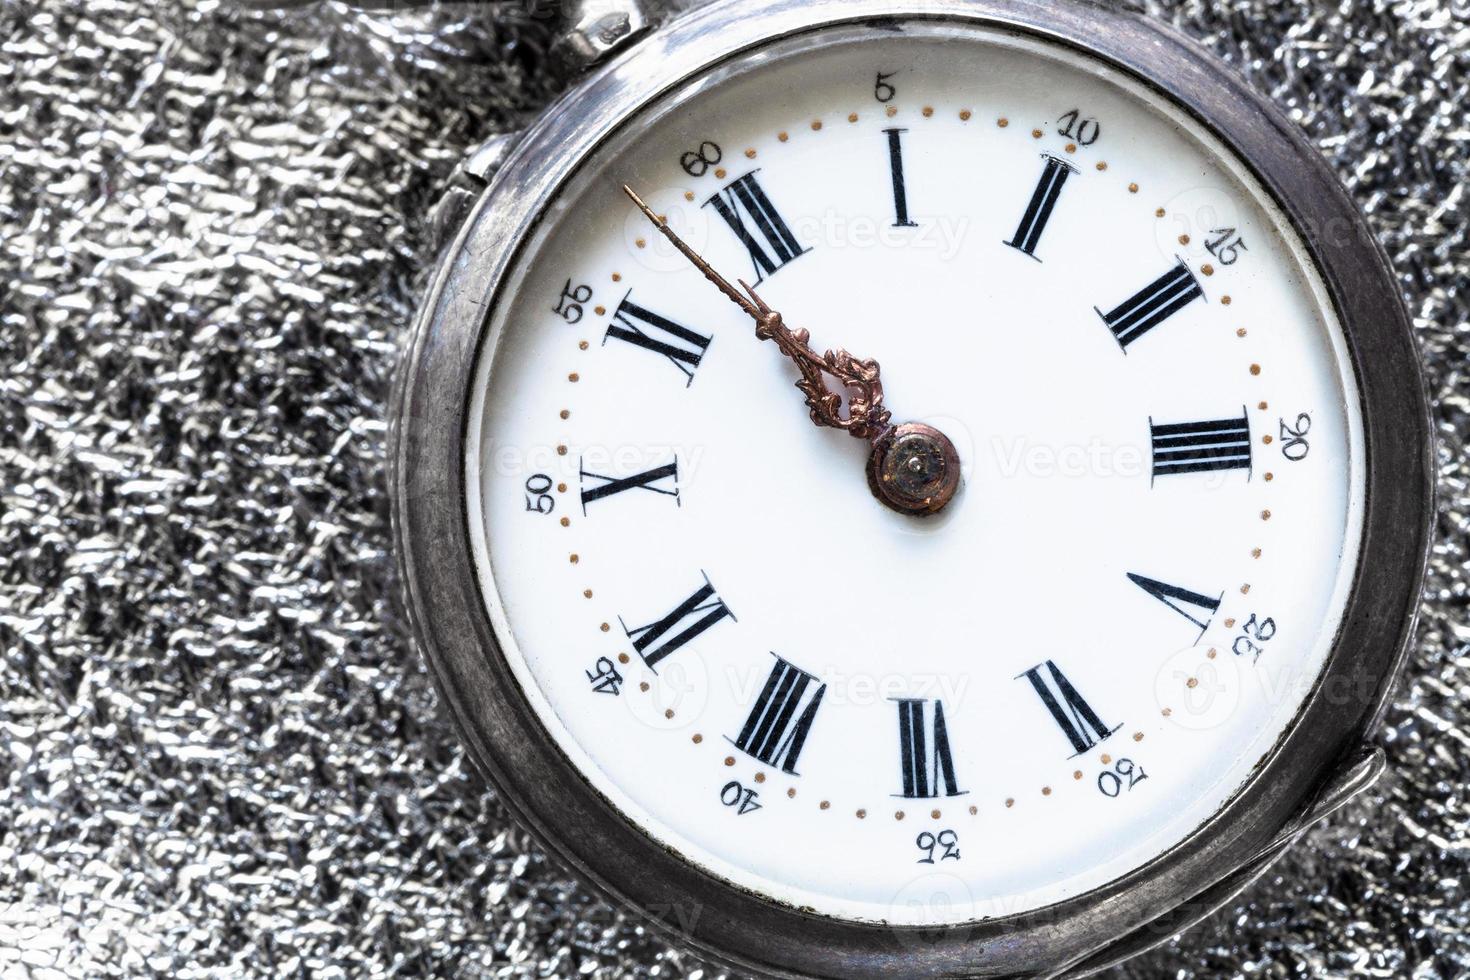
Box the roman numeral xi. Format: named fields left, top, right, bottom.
left=1150, top=410, right=1252, bottom=481
left=603, top=293, right=711, bottom=386
left=732, top=654, right=825, bottom=775
left=704, top=171, right=809, bottom=285
left=894, top=698, right=963, bottom=799
left=621, top=574, right=733, bottom=670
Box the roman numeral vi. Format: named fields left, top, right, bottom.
left=1019, top=660, right=1120, bottom=757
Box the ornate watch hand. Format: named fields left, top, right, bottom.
left=623, top=184, right=890, bottom=440
left=623, top=183, right=960, bottom=515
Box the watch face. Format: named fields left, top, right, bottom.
left=461, top=23, right=1365, bottom=924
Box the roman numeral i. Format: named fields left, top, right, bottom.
left=704, top=171, right=810, bottom=285
left=894, top=698, right=963, bottom=799
left=732, top=654, right=825, bottom=775
left=1019, top=660, right=1120, bottom=757
left=620, top=574, right=733, bottom=669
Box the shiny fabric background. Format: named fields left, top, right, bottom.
left=0, top=0, right=1465, bottom=976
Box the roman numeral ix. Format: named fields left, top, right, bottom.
left=1150, top=410, right=1252, bottom=481
left=621, top=573, right=733, bottom=670
left=894, top=698, right=963, bottom=799
left=1096, top=259, right=1204, bottom=350
left=732, top=654, right=825, bottom=775
left=703, top=171, right=810, bottom=285
left=1019, top=660, right=1121, bottom=757
left=1005, top=154, right=1077, bottom=259
left=580, top=457, right=679, bottom=512
left=1127, top=572, right=1223, bottom=640
left=603, top=293, right=711, bottom=385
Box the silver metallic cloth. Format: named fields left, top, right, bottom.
left=0, top=0, right=1465, bottom=976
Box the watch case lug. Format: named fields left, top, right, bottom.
left=552, top=0, right=652, bottom=71
left=429, top=130, right=524, bottom=255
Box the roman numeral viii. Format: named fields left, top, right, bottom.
left=894, top=698, right=963, bottom=798
left=603, top=293, right=711, bottom=385
left=732, top=654, right=825, bottom=775
left=1127, top=572, right=1222, bottom=640
left=1150, top=410, right=1251, bottom=480
left=580, top=456, right=679, bottom=512
left=1005, top=154, right=1077, bottom=259
left=621, top=573, right=733, bottom=669
left=1096, top=259, right=1203, bottom=349
left=703, top=171, right=810, bottom=285
left=1019, top=660, right=1120, bottom=757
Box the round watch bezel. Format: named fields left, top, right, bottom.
left=390, top=1, right=1433, bottom=976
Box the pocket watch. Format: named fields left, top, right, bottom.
left=390, top=0, right=1434, bottom=975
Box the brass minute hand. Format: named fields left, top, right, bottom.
left=623, top=184, right=891, bottom=441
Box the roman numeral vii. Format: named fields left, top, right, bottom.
left=894, top=698, right=963, bottom=798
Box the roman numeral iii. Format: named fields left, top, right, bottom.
left=1096, top=259, right=1204, bottom=349
left=704, top=171, right=810, bottom=285
left=894, top=698, right=963, bottom=798
left=621, top=574, right=733, bottom=669
left=580, top=457, right=679, bottom=512
left=1150, top=410, right=1252, bottom=480
left=1019, top=660, right=1120, bottom=757
left=603, top=294, right=712, bottom=385
left=1127, top=572, right=1223, bottom=639
left=732, top=654, right=825, bottom=775
left=1005, top=154, right=1077, bottom=259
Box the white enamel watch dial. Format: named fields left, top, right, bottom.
left=462, top=25, right=1364, bottom=924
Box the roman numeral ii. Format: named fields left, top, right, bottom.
left=704, top=171, right=810, bottom=285
left=603, top=294, right=711, bottom=385
left=1005, top=154, right=1077, bottom=259
left=894, top=698, right=963, bottom=798
left=621, top=573, right=733, bottom=669
left=1019, top=660, right=1120, bottom=757
left=1096, top=259, right=1203, bottom=349
left=1150, top=410, right=1252, bottom=480
left=733, top=654, right=825, bottom=775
